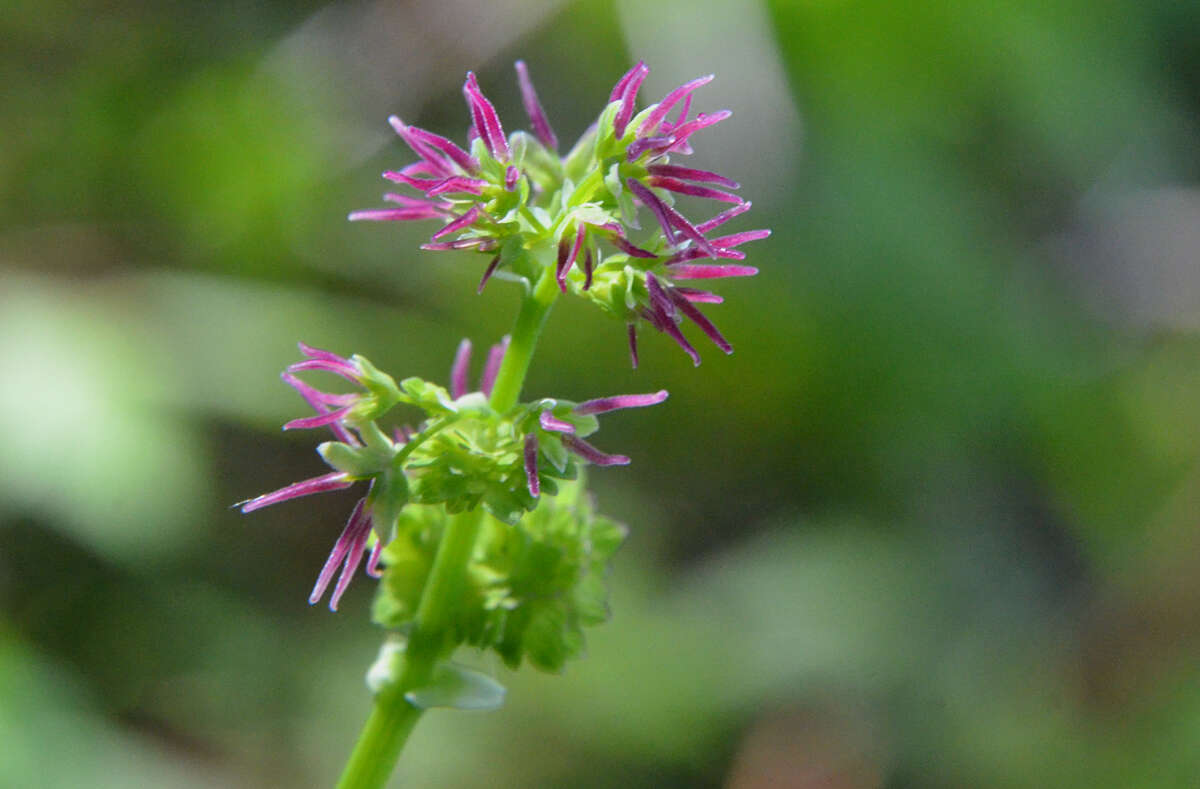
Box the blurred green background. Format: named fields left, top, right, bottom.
left=4, top=0, right=1200, bottom=786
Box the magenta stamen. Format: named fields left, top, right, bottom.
left=695, top=201, right=752, bottom=233
left=668, top=287, right=732, bottom=353
left=478, top=255, right=500, bottom=294
left=627, top=179, right=678, bottom=244
left=574, top=390, right=668, bottom=415
left=627, top=324, right=639, bottom=369
left=638, top=74, right=714, bottom=136
left=463, top=72, right=509, bottom=161
left=647, top=176, right=742, bottom=204
left=711, top=229, right=771, bottom=248
left=539, top=411, right=576, bottom=433
left=348, top=207, right=443, bottom=222
left=613, top=62, right=650, bottom=138
left=563, top=435, right=631, bottom=466
left=365, top=538, right=384, bottom=579
left=647, top=164, right=739, bottom=189
left=515, top=60, right=558, bottom=150
left=481, top=335, right=509, bottom=396
left=309, top=498, right=367, bottom=606
left=431, top=205, right=481, bottom=240
left=283, top=405, right=353, bottom=431
left=450, top=338, right=472, bottom=398
left=674, top=287, right=724, bottom=304
left=669, top=264, right=759, bottom=279
left=239, top=472, right=354, bottom=514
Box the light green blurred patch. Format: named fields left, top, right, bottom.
left=0, top=629, right=231, bottom=789
left=0, top=274, right=206, bottom=564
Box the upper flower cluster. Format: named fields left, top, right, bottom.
left=351, top=61, right=769, bottom=366
left=240, top=341, right=664, bottom=610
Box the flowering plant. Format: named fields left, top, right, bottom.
left=242, top=60, right=767, bottom=788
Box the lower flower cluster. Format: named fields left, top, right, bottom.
left=240, top=339, right=663, bottom=654
left=372, top=475, right=624, bottom=672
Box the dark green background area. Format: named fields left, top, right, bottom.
left=3, top=0, right=1200, bottom=786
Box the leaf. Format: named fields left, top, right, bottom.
left=404, top=662, right=506, bottom=711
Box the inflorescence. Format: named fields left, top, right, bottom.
left=350, top=61, right=769, bottom=367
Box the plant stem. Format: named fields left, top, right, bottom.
left=487, top=256, right=561, bottom=413
left=339, top=250, right=560, bottom=787
left=336, top=507, right=485, bottom=789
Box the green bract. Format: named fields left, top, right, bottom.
left=372, top=475, right=625, bottom=672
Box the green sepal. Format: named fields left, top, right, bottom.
left=540, top=433, right=569, bottom=473
left=562, top=111, right=602, bottom=182
left=368, top=470, right=410, bottom=540
left=317, top=440, right=378, bottom=477
left=404, top=662, right=506, bottom=711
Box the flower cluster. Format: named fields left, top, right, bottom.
left=351, top=61, right=769, bottom=366
left=240, top=342, right=665, bottom=611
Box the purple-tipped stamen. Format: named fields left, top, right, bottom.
left=674, top=287, right=724, bottom=304
left=555, top=236, right=570, bottom=292
left=432, top=205, right=482, bottom=241
left=647, top=176, right=743, bottom=205
left=383, top=170, right=442, bottom=191
left=557, top=224, right=586, bottom=290
left=463, top=72, right=509, bottom=161
left=643, top=301, right=701, bottom=366
left=425, top=176, right=489, bottom=196
left=288, top=357, right=361, bottom=385
left=609, top=60, right=647, bottom=104
left=660, top=201, right=717, bottom=257
left=647, top=164, right=739, bottom=189
left=712, top=229, right=772, bottom=248
left=348, top=207, right=444, bottom=222
left=365, top=538, right=384, bottom=579
left=583, top=248, right=594, bottom=290
left=450, top=338, right=472, bottom=398
left=695, top=201, right=752, bottom=234
left=515, top=60, right=558, bottom=150
left=563, top=435, right=631, bottom=466
left=399, top=120, right=479, bottom=173
left=664, top=110, right=732, bottom=152
left=646, top=272, right=676, bottom=319
left=387, top=117, right=455, bottom=177
left=666, top=247, right=746, bottom=264
left=239, top=472, right=354, bottom=514
left=284, top=406, right=354, bottom=432
left=432, top=205, right=482, bottom=240
left=638, top=74, right=714, bottom=136
left=574, top=390, right=668, bottom=415
left=668, top=287, right=732, bottom=353
left=309, top=498, right=374, bottom=611
left=661, top=92, right=692, bottom=134
left=626, top=135, right=674, bottom=162
left=609, top=60, right=648, bottom=137
left=478, top=254, right=500, bottom=294
left=523, top=432, right=540, bottom=497
left=505, top=165, right=520, bottom=191
left=627, top=179, right=679, bottom=244
left=481, top=335, right=510, bottom=396
left=282, top=372, right=358, bottom=445
left=539, top=411, right=576, bottom=433
left=627, top=324, right=640, bottom=369
left=669, top=264, right=759, bottom=279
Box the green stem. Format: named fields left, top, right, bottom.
left=339, top=248, right=560, bottom=787
left=487, top=258, right=561, bottom=413
left=336, top=508, right=485, bottom=789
